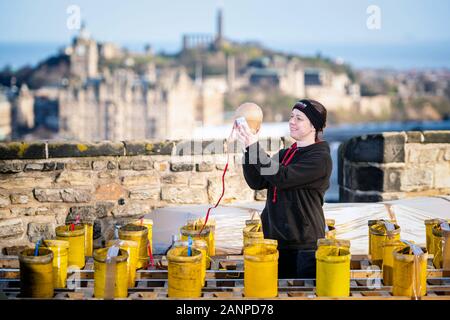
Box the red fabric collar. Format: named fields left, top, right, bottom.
left=272, top=143, right=298, bottom=203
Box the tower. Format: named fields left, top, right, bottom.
left=14, top=84, right=34, bottom=130
left=215, top=6, right=224, bottom=48
left=69, top=22, right=99, bottom=81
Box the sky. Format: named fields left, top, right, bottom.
left=0, top=0, right=449, bottom=69
left=1, top=0, right=449, bottom=45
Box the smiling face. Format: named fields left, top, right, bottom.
left=289, top=108, right=316, bottom=141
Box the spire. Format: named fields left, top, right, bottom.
left=216, top=3, right=223, bottom=44
left=79, top=21, right=90, bottom=40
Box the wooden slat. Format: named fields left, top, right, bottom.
left=67, top=292, right=86, bottom=299
left=129, top=292, right=158, bottom=299
left=213, top=292, right=234, bottom=298
left=287, top=292, right=313, bottom=297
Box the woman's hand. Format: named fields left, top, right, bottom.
left=236, top=121, right=258, bottom=148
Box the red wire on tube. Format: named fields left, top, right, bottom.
left=199, top=125, right=236, bottom=234
left=199, top=162, right=229, bottom=234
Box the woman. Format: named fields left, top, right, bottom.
left=236, top=99, right=332, bottom=279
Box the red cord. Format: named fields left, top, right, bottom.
left=198, top=125, right=239, bottom=235
left=199, top=161, right=229, bottom=234
left=70, top=214, right=81, bottom=231
left=272, top=143, right=298, bottom=203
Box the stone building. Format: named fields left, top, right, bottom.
left=304, top=68, right=393, bottom=116
left=196, top=76, right=227, bottom=127
left=98, top=42, right=123, bottom=61
left=304, top=69, right=356, bottom=111
left=65, top=24, right=99, bottom=81
left=155, top=67, right=199, bottom=139
left=12, top=85, right=35, bottom=135
left=0, top=90, right=12, bottom=141
left=248, top=58, right=305, bottom=97
left=58, top=67, right=200, bottom=141
left=56, top=22, right=225, bottom=142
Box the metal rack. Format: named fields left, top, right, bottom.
left=1, top=254, right=449, bottom=300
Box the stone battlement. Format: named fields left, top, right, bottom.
left=0, top=137, right=286, bottom=252
left=338, top=130, right=450, bottom=201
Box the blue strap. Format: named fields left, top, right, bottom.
left=187, top=236, right=192, bottom=256
left=34, top=239, right=41, bottom=256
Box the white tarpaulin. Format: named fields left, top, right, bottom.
left=146, top=196, right=450, bottom=255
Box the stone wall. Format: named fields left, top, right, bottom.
left=338, top=131, right=450, bottom=202
left=0, top=138, right=287, bottom=252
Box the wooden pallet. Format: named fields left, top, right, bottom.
left=1, top=254, right=449, bottom=300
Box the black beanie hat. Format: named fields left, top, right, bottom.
left=292, top=99, right=326, bottom=132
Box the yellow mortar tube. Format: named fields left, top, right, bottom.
left=369, top=221, right=401, bottom=267
left=432, top=224, right=443, bottom=269
left=197, top=218, right=216, bottom=257
left=382, top=239, right=408, bottom=286
left=167, top=246, right=203, bottom=298
left=193, top=239, right=208, bottom=286
left=19, top=248, right=54, bottom=298
left=119, top=224, right=149, bottom=269
left=133, top=218, right=154, bottom=254
left=93, top=248, right=129, bottom=299
left=316, top=245, right=351, bottom=297
left=106, top=240, right=139, bottom=288
left=392, top=246, right=428, bottom=298
left=84, top=223, right=94, bottom=257
left=244, top=239, right=279, bottom=298
left=43, top=239, right=69, bottom=289
left=180, top=224, right=212, bottom=264
left=368, top=219, right=397, bottom=255
left=56, top=225, right=85, bottom=269
left=243, top=223, right=264, bottom=248
left=425, top=219, right=440, bottom=255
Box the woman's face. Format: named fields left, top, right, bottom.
left=289, top=108, right=315, bottom=140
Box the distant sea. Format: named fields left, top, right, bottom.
left=1, top=41, right=450, bottom=71
left=278, top=41, right=450, bottom=70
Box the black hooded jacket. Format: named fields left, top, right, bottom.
left=242, top=140, right=332, bottom=250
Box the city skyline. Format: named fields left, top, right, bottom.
left=1, top=1, right=450, bottom=70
